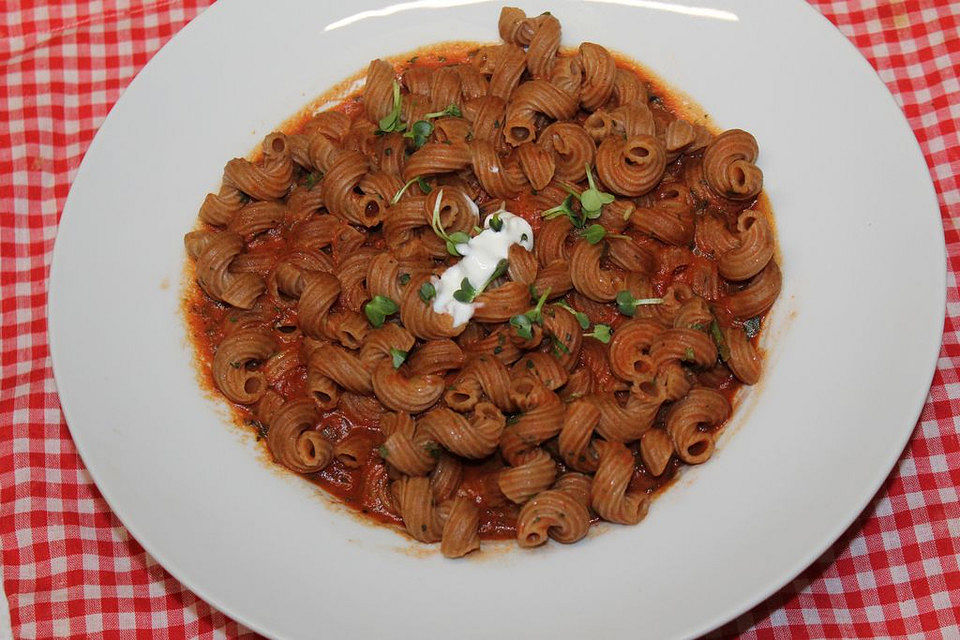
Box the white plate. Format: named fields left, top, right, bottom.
left=48, top=1, right=945, bottom=638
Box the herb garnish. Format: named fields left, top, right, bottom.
left=377, top=80, right=405, bottom=133
left=304, top=171, right=322, bottom=190
left=710, top=319, right=731, bottom=361
left=553, top=301, right=590, bottom=329
left=583, top=224, right=629, bottom=245
left=509, top=287, right=552, bottom=339
left=419, top=282, right=436, bottom=302
left=430, top=189, right=472, bottom=256
left=390, top=347, right=408, bottom=369
left=364, top=295, right=399, bottom=327
left=541, top=164, right=615, bottom=228
left=390, top=175, right=432, bottom=205
left=584, top=324, right=612, bottom=344
left=402, top=104, right=462, bottom=149
left=452, top=259, right=508, bottom=304
left=615, top=291, right=665, bottom=317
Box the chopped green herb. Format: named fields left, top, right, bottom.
left=377, top=444, right=389, bottom=458
left=364, top=295, right=399, bottom=327
left=390, top=347, right=408, bottom=369
left=376, top=80, right=405, bottom=133
left=689, top=323, right=706, bottom=331
left=423, top=441, right=441, bottom=458
left=304, top=171, right=323, bottom=190
left=710, top=319, right=731, bottom=362
left=493, top=119, right=501, bottom=129
left=489, top=212, right=504, bottom=232
left=398, top=273, right=411, bottom=286
left=419, top=282, right=436, bottom=302
left=229, top=361, right=242, bottom=369
left=615, top=291, right=665, bottom=317
left=493, top=345, right=503, bottom=354
left=228, top=315, right=238, bottom=323
left=684, top=347, right=696, bottom=362
left=384, top=147, right=392, bottom=156
left=585, top=324, right=612, bottom=344
left=552, top=337, right=571, bottom=355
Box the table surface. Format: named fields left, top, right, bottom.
left=2, top=1, right=959, bottom=637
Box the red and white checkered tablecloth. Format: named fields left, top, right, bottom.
left=1, top=1, right=957, bottom=637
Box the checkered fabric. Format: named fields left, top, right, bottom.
left=1, top=1, right=957, bottom=637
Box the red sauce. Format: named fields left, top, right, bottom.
left=184, top=44, right=775, bottom=542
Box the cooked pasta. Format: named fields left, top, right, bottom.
left=183, top=7, right=780, bottom=557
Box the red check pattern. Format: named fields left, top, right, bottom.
left=1, top=1, right=958, bottom=637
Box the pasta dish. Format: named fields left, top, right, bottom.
left=183, top=7, right=780, bottom=557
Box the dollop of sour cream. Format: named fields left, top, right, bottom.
left=432, top=211, right=534, bottom=327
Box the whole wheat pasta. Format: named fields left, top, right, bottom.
left=183, top=5, right=780, bottom=555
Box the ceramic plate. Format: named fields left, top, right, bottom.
left=48, top=1, right=945, bottom=638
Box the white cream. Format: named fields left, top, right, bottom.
left=432, top=210, right=534, bottom=327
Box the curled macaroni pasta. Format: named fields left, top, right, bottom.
left=183, top=6, right=781, bottom=555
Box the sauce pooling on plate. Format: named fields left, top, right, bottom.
left=183, top=6, right=781, bottom=557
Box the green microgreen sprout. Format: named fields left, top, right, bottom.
left=509, top=287, right=552, bottom=340
left=615, top=291, right=664, bottom=317
left=583, top=224, right=630, bottom=245
left=402, top=104, right=462, bottom=149
left=364, top=295, right=399, bottom=327
left=584, top=323, right=612, bottom=344
left=377, top=80, right=405, bottom=133
left=430, top=188, right=471, bottom=256
left=553, top=300, right=590, bottom=330
left=390, top=175, right=432, bottom=205
left=451, top=259, right=508, bottom=304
